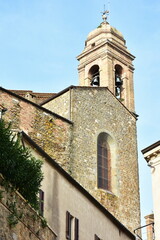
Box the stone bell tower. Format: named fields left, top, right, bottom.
left=73, top=12, right=140, bottom=232
left=77, top=11, right=135, bottom=113
left=42, top=11, right=140, bottom=232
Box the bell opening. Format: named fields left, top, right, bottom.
left=89, top=65, right=100, bottom=87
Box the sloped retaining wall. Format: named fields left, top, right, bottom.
left=0, top=175, right=57, bottom=240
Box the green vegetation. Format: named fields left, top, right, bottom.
left=7, top=201, right=23, bottom=228
left=0, top=120, right=43, bottom=209
left=41, top=217, right=47, bottom=228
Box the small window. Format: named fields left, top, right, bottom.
left=97, top=133, right=111, bottom=191
left=66, top=211, right=72, bottom=240
left=66, top=211, right=79, bottom=240
left=91, top=43, right=95, bottom=47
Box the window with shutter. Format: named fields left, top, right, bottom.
left=75, top=218, right=79, bottom=240
left=66, top=211, right=79, bottom=240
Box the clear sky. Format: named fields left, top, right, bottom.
left=0, top=0, right=159, bottom=227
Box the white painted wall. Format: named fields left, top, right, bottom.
left=150, top=157, right=160, bottom=240
left=143, top=144, right=160, bottom=240
left=41, top=160, right=134, bottom=240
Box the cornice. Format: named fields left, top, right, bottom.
left=143, top=149, right=160, bottom=162
left=142, top=141, right=160, bottom=154
left=78, top=48, right=134, bottom=71
left=107, top=40, right=135, bottom=60
left=77, top=41, right=107, bottom=60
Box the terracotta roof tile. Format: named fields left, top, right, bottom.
left=9, top=90, right=56, bottom=104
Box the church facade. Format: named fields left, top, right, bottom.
left=41, top=18, right=140, bottom=231
left=0, top=14, right=140, bottom=234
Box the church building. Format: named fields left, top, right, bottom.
left=0, top=11, right=140, bottom=237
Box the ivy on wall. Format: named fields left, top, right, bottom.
left=0, top=120, right=43, bottom=209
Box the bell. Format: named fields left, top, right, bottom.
left=91, top=76, right=99, bottom=86
left=115, top=87, right=120, bottom=97
left=115, top=75, right=123, bottom=86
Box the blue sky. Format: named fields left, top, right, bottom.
left=0, top=0, right=159, bottom=226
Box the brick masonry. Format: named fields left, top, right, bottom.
left=0, top=89, right=72, bottom=172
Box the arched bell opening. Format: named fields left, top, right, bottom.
left=88, top=65, right=100, bottom=87
left=115, top=64, right=123, bottom=99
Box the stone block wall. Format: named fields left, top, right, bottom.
left=70, top=87, right=140, bottom=231
left=43, top=88, right=71, bottom=120
left=43, top=86, right=140, bottom=232
left=0, top=87, right=140, bottom=232
left=0, top=175, right=57, bottom=240
left=0, top=89, right=72, bottom=172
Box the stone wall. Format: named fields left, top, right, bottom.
left=0, top=89, right=72, bottom=172
left=43, top=88, right=71, bottom=120
left=43, top=86, right=140, bottom=232
left=0, top=175, right=57, bottom=240
left=0, top=87, right=140, bottom=232
left=71, top=87, right=140, bottom=231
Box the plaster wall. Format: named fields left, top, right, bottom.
left=150, top=156, right=160, bottom=240
left=25, top=144, right=135, bottom=240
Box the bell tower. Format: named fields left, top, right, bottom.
left=77, top=11, right=135, bottom=112
left=42, top=11, right=140, bottom=231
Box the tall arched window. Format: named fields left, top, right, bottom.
left=97, top=133, right=111, bottom=191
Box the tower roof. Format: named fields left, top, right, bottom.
left=85, top=21, right=126, bottom=49
left=87, top=21, right=124, bottom=41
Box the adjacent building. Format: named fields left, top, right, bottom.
left=142, top=141, right=160, bottom=240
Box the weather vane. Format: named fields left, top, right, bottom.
left=101, top=4, right=109, bottom=23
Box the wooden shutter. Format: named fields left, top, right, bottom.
left=75, top=218, right=79, bottom=240
left=95, top=234, right=101, bottom=240
left=66, top=211, right=71, bottom=239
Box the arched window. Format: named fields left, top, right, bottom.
left=97, top=133, right=111, bottom=191
left=115, top=64, right=123, bottom=99
left=88, top=65, right=100, bottom=87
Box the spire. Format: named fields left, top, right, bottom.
left=101, top=5, right=109, bottom=23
